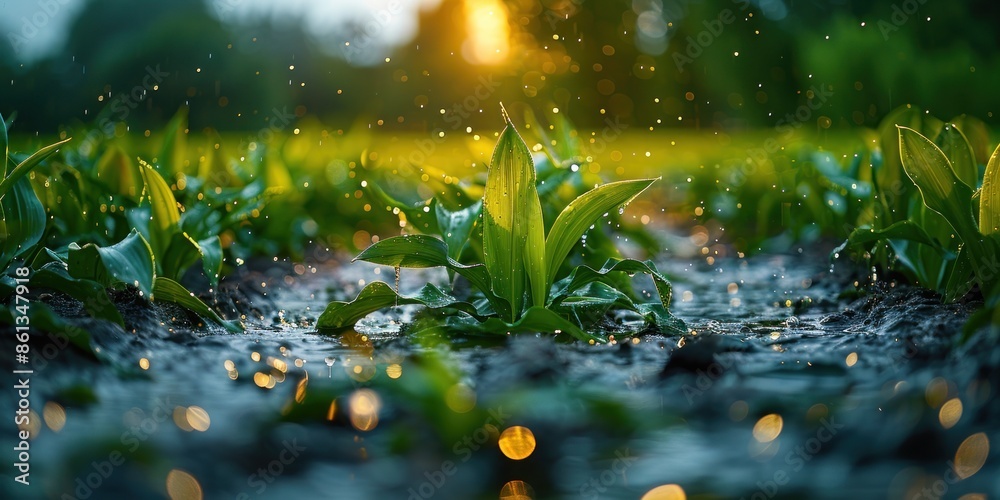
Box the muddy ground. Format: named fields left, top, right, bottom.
left=2, top=244, right=998, bottom=499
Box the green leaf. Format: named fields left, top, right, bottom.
left=137, top=157, right=181, bottom=262
left=842, top=221, right=941, bottom=250
left=0, top=177, right=46, bottom=269
left=950, top=115, right=992, bottom=166
left=1, top=112, right=7, bottom=178
left=981, top=142, right=1000, bottom=237
left=353, top=234, right=510, bottom=319
left=67, top=229, right=155, bottom=298
left=317, top=281, right=484, bottom=332
left=30, top=265, right=124, bottom=326
left=936, top=123, right=978, bottom=189
left=459, top=305, right=603, bottom=343
left=158, top=107, right=190, bottom=176
left=152, top=276, right=242, bottom=332
left=0, top=137, right=72, bottom=201
left=366, top=182, right=440, bottom=234
left=549, top=259, right=684, bottom=335
left=435, top=199, right=482, bottom=263
left=545, top=178, right=657, bottom=287
left=96, top=145, right=142, bottom=197
left=943, top=247, right=973, bottom=302
left=161, top=231, right=202, bottom=282
left=483, top=109, right=547, bottom=319
left=898, top=126, right=976, bottom=230
left=198, top=236, right=223, bottom=287
left=898, top=126, right=992, bottom=288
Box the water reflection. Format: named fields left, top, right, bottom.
left=641, top=484, right=686, bottom=500
left=498, top=426, right=535, bottom=460
left=499, top=480, right=534, bottom=500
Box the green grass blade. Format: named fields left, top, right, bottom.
left=158, top=107, right=190, bottom=176
left=67, top=229, right=155, bottom=298
left=937, top=123, right=978, bottom=188
left=549, top=258, right=684, bottom=335
left=981, top=143, right=1000, bottom=237
left=354, top=234, right=510, bottom=318
left=0, top=176, right=46, bottom=269
left=138, top=157, right=181, bottom=261
left=898, top=126, right=991, bottom=288
left=1, top=112, right=7, bottom=178
left=434, top=199, right=482, bottom=263
left=943, top=247, right=973, bottom=302
left=898, top=126, right=977, bottom=233
left=0, top=137, right=72, bottom=201
left=843, top=221, right=941, bottom=249
left=198, top=235, right=223, bottom=287
left=544, top=178, right=657, bottom=287
left=317, top=281, right=484, bottom=332
left=152, top=276, right=242, bottom=332
left=366, top=183, right=440, bottom=235
left=457, top=305, right=604, bottom=343
left=483, top=109, right=546, bottom=319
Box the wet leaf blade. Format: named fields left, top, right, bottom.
left=317, top=281, right=483, bottom=332
left=0, top=137, right=72, bottom=201
left=67, top=229, right=155, bottom=298
left=0, top=176, right=45, bottom=269
left=844, top=221, right=941, bottom=250
left=365, top=183, right=440, bottom=235
left=544, top=178, right=656, bottom=286
left=898, top=126, right=976, bottom=232
left=483, top=115, right=546, bottom=319
left=943, top=247, right=973, bottom=302
left=549, top=259, right=684, bottom=335
left=0, top=112, right=7, bottom=178
left=937, top=124, right=978, bottom=188
left=152, top=276, right=241, bottom=332
left=354, top=235, right=510, bottom=318
left=466, top=305, right=603, bottom=343
left=981, top=142, right=1000, bottom=237
left=434, top=199, right=482, bottom=262
left=138, top=158, right=181, bottom=260
left=898, top=126, right=992, bottom=288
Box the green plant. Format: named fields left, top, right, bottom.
left=836, top=106, right=999, bottom=309
left=318, top=108, right=684, bottom=343
left=1, top=110, right=242, bottom=332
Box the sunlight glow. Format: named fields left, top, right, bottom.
left=463, top=0, right=510, bottom=65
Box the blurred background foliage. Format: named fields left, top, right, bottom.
left=2, top=0, right=999, bottom=135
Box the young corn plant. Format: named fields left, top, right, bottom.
left=318, top=107, right=684, bottom=343
left=1, top=111, right=241, bottom=332
left=837, top=106, right=1000, bottom=311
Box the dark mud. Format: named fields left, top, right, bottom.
left=2, top=247, right=998, bottom=499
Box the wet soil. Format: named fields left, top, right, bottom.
left=2, top=245, right=998, bottom=499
